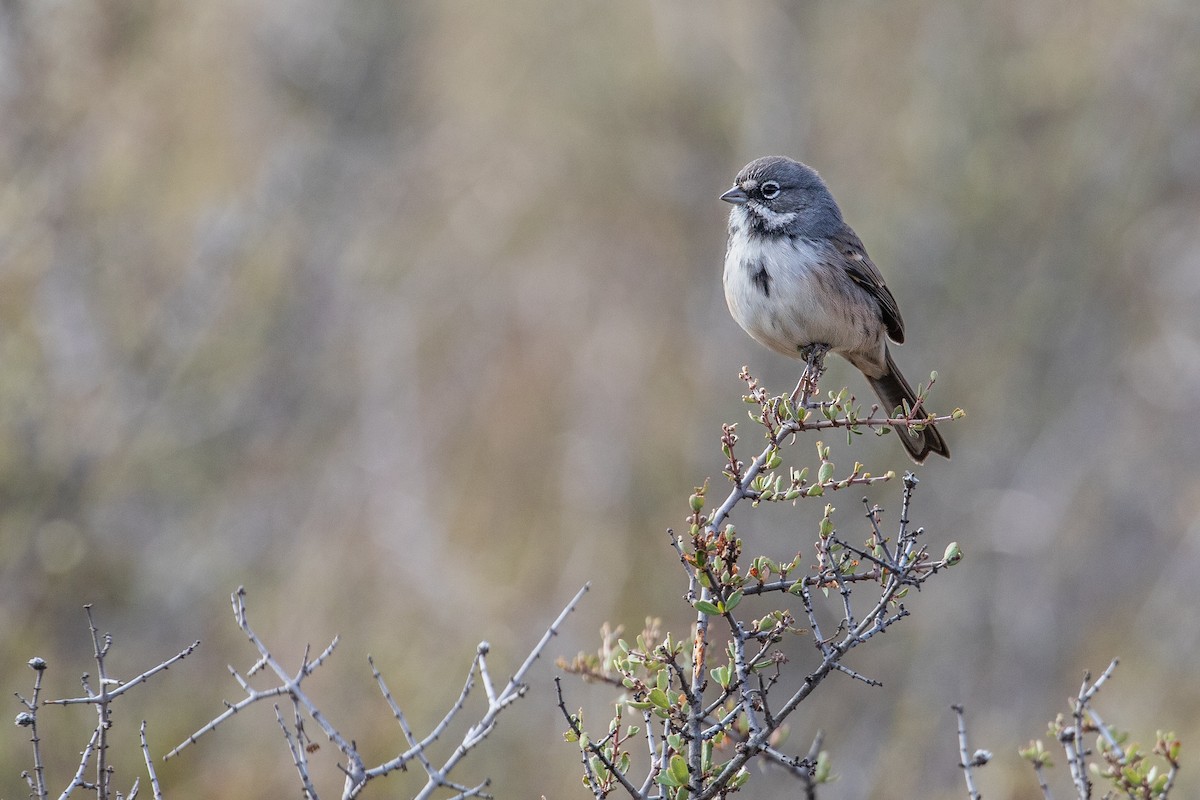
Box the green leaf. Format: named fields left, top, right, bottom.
left=669, top=754, right=690, bottom=785
left=814, top=750, right=834, bottom=782
left=724, top=589, right=743, bottom=612
left=695, top=599, right=721, bottom=616
left=818, top=462, right=834, bottom=483
left=648, top=688, right=669, bottom=709
left=710, top=665, right=730, bottom=688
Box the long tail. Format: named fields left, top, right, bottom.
left=866, top=347, right=950, bottom=464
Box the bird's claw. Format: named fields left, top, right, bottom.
left=791, top=344, right=831, bottom=404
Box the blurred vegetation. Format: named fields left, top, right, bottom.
left=2, top=1, right=1200, bottom=798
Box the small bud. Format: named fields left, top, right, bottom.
left=943, top=542, right=963, bottom=566
left=15, top=712, right=35, bottom=727
left=28, top=657, right=47, bottom=671
left=689, top=493, right=704, bottom=512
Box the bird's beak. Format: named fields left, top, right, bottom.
left=720, top=186, right=749, bottom=205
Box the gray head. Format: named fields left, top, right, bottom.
left=721, top=156, right=844, bottom=237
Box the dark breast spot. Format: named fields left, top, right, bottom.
left=747, top=261, right=772, bottom=297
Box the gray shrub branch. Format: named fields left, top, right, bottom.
left=165, top=583, right=589, bottom=799
left=957, top=659, right=1182, bottom=799
left=557, top=351, right=961, bottom=799
left=15, top=607, right=198, bottom=800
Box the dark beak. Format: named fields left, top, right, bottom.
left=720, top=186, right=749, bottom=205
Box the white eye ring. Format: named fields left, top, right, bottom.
left=760, top=181, right=781, bottom=200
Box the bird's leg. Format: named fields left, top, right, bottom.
left=791, top=344, right=831, bottom=406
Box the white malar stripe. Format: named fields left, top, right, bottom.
left=748, top=201, right=797, bottom=231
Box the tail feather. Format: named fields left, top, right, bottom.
left=866, top=348, right=950, bottom=464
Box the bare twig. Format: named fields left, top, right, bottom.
left=170, top=583, right=588, bottom=800
left=952, top=704, right=983, bottom=800
left=28, top=608, right=199, bottom=800
left=62, top=725, right=102, bottom=798
left=274, top=702, right=318, bottom=799
left=139, top=722, right=163, bottom=800
left=404, top=582, right=591, bottom=800
left=17, top=657, right=49, bottom=800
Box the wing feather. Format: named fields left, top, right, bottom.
left=831, top=227, right=905, bottom=344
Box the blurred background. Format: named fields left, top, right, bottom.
left=2, top=1, right=1199, bottom=797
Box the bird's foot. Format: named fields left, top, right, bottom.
left=791, top=343, right=831, bottom=405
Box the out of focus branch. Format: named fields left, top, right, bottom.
left=168, top=583, right=589, bottom=799
left=15, top=609, right=199, bottom=800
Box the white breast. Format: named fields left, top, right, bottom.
left=723, top=214, right=879, bottom=361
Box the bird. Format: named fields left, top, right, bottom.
left=720, top=156, right=949, bottom=463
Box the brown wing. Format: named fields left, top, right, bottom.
left=831, top=226, right=905, bottom=344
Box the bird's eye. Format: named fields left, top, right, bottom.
left=760, top=181, right=781, bottom=200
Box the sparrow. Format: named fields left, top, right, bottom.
left=721, top=156, right=949, bottom=463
